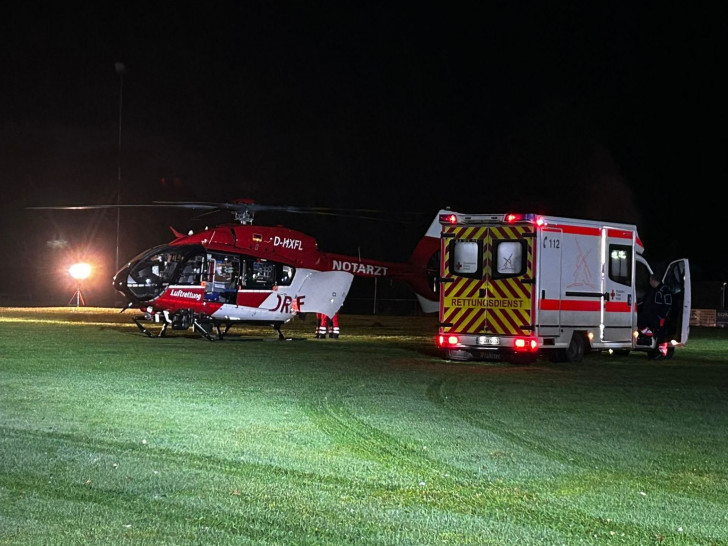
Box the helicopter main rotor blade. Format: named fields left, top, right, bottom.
left=26, top=204, right=199, bottom=210
left=149, top=201, right=422, bottom=216
left=27, top=200, right=427, bottom=224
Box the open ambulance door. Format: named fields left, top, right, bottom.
left=662, top=259, right=691, bottom=345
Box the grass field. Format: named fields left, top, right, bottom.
left=1, top=307, right=727, bottom=545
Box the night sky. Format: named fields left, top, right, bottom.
left=1, top=3, right=726, bottom=306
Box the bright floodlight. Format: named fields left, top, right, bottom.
left=69, top=262, right=92, bottom=280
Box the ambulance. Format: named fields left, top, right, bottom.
left=435, top=211, right=691, bottom=363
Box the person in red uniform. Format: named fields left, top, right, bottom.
left=315, top=313, right=340, bottom=339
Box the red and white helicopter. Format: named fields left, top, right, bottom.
left=33, top=200, right=443, bottom=339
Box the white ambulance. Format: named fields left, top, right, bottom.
left=435, top=212, right=691, bottom=363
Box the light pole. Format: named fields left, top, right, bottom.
left=114, top=62, right=125, bottom=279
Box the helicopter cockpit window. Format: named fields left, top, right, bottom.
left=133, top=249, right=182, bottom=284
left=118, top=245, right=209, bottom=302
left=252, top=260, right=275, bottom=287
left=279, top=265, right=294, bottom=286
left=241, top=259, right=276, bottom=289
left=178, top=254, right=205, bottom=285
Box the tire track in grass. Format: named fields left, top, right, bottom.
left=1, top=428, right=715, bottom=544
left=426, top=372, right=728, bottom=494
left=0, top=425, right=363, bottom=490
left=424, top=375, right=728, bottom=544
left=300, top=371, right=578, bottom=484
left=300, top=386, right=564, bottom=534
left=300, top=386, right=686, bottom=544
left=0, top=471, right=360, bottom=544
left=302, top=385, right=450, bottom=484
left=425, top=374, right=604, bottom=470
left=1, top=427, right=563, bottom=544
left=0, top=426, right=395, bottom=543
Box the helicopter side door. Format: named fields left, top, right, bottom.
left=205, top=253, right=240, bottom=303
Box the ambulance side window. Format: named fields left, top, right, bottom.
left=608, top=244, right=632, bottom=286
left=493, top=240, right=526, bottom=279
left=450, top=240, right=482, bottom=279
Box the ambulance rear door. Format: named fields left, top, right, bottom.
left=440, top=223, right=535, bottom=338
left=662, top=259, right=691, bottom=345
left=536, top=225, right=563, bottom=337
left=601, top=227, right=637, bottom=343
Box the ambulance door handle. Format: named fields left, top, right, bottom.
left=566, top=291, right=608, bottom=299
left=603, top=292, right=610, bottom=301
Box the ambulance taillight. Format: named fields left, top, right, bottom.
left=514, top=337, right=539, bottom=352
left=437, top=334, right=460, bottom=347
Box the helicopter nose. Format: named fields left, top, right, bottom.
left=112, top=265, right=128, bottom=290
left=112, top=265, right=136, bottom=303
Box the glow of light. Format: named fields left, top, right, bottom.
left=437, top=335, right=460, bottom=347
left=514, top=337, right=539, bottom=352
left=69, top=262, right=92, bottom=280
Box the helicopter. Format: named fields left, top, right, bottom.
left=29, top=199, right=444, bottom=340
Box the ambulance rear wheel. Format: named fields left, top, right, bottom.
left=563, top=333, right=586, bottom=363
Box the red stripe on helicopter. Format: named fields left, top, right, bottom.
left=235, top=291, right=272, bottom=308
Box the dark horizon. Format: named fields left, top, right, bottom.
left=2, top=4, right=726, bottom=306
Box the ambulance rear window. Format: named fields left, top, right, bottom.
left=450, top=240, right=482, bottom=278
left=495, top=241, right=525, bottom=277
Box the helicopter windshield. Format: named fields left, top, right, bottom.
left=116, top=245, right=204, bottom=302
left=113, top=244, right=297, bottom=305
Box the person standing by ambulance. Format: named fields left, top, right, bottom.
left=638, top=274, right=673, bottom=358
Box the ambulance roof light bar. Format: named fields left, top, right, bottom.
left=504, top=213, right=547, bottom=227
left=439, top=213, right=459, bottom=224
left=439, top=212, right=548, bottom=226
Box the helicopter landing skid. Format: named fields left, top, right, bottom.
left=133, top=316, right=169, bottom=338
left=131, top=315, right=290, bottom=342
left=193, top=320, right=232, bottom=341
left=273, top=323, right=286, bottom=340
left=194, top=321, right=289, bottom=341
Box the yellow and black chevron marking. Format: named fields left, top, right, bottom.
left=441, top=224, right=534, bottom=336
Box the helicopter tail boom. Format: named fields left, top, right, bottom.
left=323, top=210, right=446, bottom=313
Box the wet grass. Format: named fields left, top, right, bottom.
left=1, top=308, right=727, bottom=545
